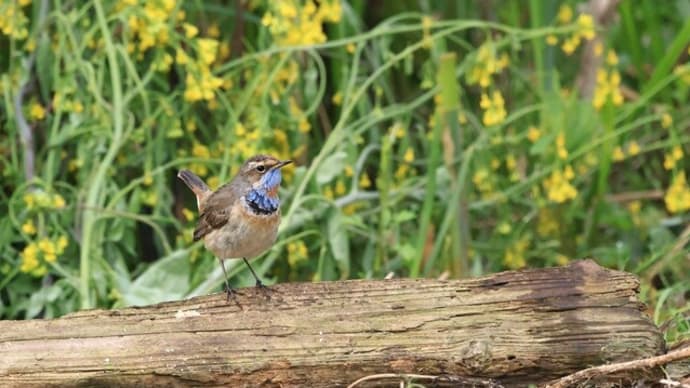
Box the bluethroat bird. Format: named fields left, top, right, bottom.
left=177, top=154, right=292, bottom=301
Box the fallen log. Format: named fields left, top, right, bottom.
left=0, top=260, right=668, bottom=387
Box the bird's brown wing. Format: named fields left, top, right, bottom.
left=192, top=184, right=238, bottom=241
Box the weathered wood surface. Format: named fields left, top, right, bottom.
left=0, top=260, right=665, bottom=387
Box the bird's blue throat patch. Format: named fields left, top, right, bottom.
left=245, top=168, right=282, bottom=215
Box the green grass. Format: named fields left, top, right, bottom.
left=0, top=0, right=688, bottom=346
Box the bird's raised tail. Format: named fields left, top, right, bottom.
left=177, top=169, right=211, bottom=211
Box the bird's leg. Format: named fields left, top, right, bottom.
left=218, top=257, right=241, bottom=303
left=243, top=258, right=266, bottom=288
left=243, top=258, right=277, bottom=298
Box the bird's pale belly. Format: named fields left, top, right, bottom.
left=203, top=202, right=280, bottom=260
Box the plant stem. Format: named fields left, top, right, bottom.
left=80, top=0, right=125, bottom=309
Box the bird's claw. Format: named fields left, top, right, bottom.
left=255, top=281, right=278, bottom=299
left=224, top=285, right=243, bottom=306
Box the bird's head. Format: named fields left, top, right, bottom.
left=240, top=154, right=292, bottom=197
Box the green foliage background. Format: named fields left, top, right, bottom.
left=1, top=0, right=688, bottom=342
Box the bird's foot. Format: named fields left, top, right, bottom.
left=224, top=285, right=243, bottom=306
left=255, top=280, right=278, bottom=299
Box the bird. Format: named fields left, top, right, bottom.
left=177, top=154, right=292, bottom=301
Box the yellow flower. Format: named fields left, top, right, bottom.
left=390, top=122, right=405, bottom=138
left=343, top=202, right=363, bottom=215
left=555, top=254, right=569, bottom=266
left=628, top=141, right=641, bottom=156
left=68, top=158, right=83, bottom=172
left=331, top=91, right=342, bottom=106
left=182, top=208, right=195, bottom=222
left=661, top=113, right=673, bottom=128
left=235, top=122, right=247, bottom=137
left=663, top=146, right=684, bottom=170
left=197, top=38, right=219, bottom=65
left=606, top=50, right=619, bottom=66
left=261, top=12, right=274, bottom=27
left=664, top=172, right=690, bottom=213
left=663, top=154, right=676, bottom=170
left=557, top=4, right=573, bottom=24
left=38, top=238, right=57, bottom=263
left=21, top=219, right=36, bottom=235
left=403, top=148, right=414, bottom=163
left=183, top=23, right=198, bottom=38
left=346, top=43, right=356, bottom=53
left=334, top=179, right=346, bottom=196
left=612, top=146, right=625, bottom=161
left=142, top=191, right=158, bottom=206
left=576, top=14, right=596, bottom=40
left=323, top=186, right=334, bottom=200
left=51, top=194, right=65, bottom=209
left=0, top=1, right=29, bottom=40
left=359, top=173, right=371, bottom=189
left=497, top=222, right=512, bottom=234
left=161, top=0, right=175, bottom=12
left=527, top=126, right=541, bottom=142
left=504, top=237, right=529, bottom=269
left=561, top=37, right=578, bottom=56
left=263, top=0, right=340, bottom=46
left=458, top=112, right=467, bottom=124
left=56, top=235, right=68, bottom=253
left=480, top=91, right=507, bottom=126
left=628, top=200, right=641, bottom=215
left=28, top=102, right=46, bottom=120
left=394, top=164, right=410, bottom=181
left=628, top=200, right=642, bottom=226
left=537, top=207, right=559, bottom=237
left=467, top=43, right=508, bottom=88
left=298, top=118, right=311, bottom=133
left=20, top=243, right=40, bottom=273
left=182, top=119, right=196, bottom=133
left=207, top=23, right=220, bottom=38
left=192, top=143, right=210, bottom=158
left=556, top=132, right=568, bottom=159
left=593, top=69, right=623, bottom=109
left=153, top=53, right=173, bottom=72
left=207, top=176, right=220, bottom=190
left=674, top=64, right=690, bottom=85
left=278, top=2, right=297, bottom=18
left=546, top=35, right=558, bottom=46
left=176, top=48, right=189, bottom=64
left=287, top=240, right=308, bottom=267
left=543, top=168, right=577, bottom=203
left=473, top=168, right=487, bottom=185
left=318, top=0, right=342, bottom=23
left=563, top=165, right=575, bottom=180
left=672, top=145, right=683, bottom=160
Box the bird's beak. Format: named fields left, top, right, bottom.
left=273, top=160, right=292, bottom=170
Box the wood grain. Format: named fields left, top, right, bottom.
left=0, top=260, right=665, bottom=387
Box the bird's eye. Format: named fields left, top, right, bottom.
left=256, top=165, right=266, bottom=172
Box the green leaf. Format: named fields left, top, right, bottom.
left=327, top=209, right=350, bottom=279
left=316, top=151, right=347, bottom=184
left=119, top=249, right=190, bottom=307
left=393, top=210, right=416, bottom=224
left=397, top=243, right=416, bottom=264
